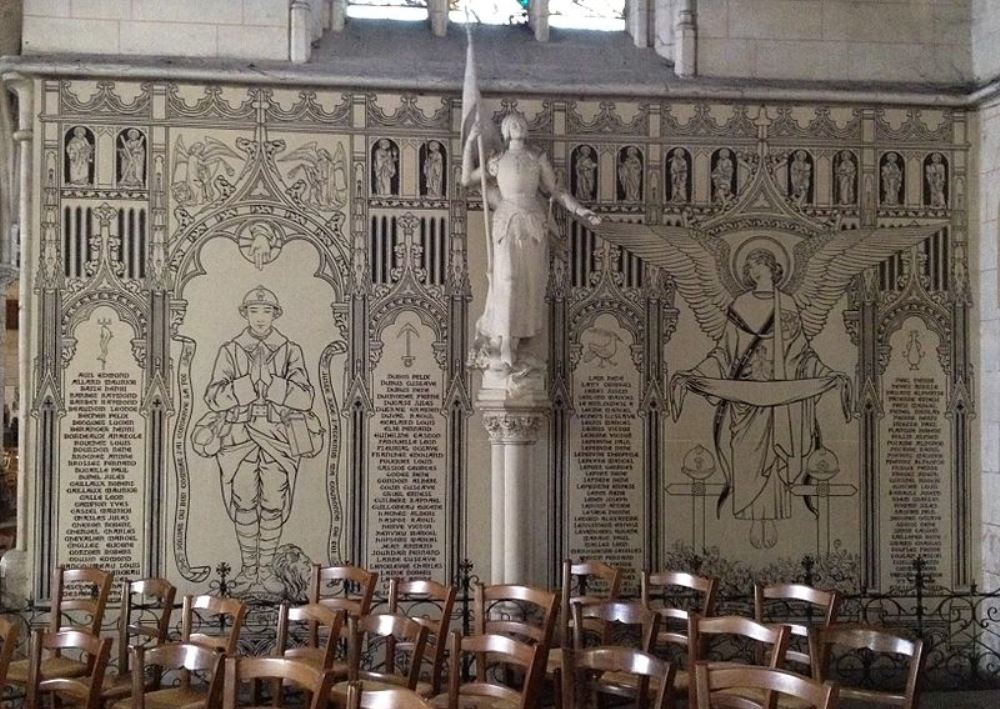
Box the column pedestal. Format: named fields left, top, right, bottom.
left=479, top=385, right=548, bottom=586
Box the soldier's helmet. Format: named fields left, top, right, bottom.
left=238, top=285, right=282, bottom=319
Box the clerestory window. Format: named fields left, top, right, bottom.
left=346, top=0, right=625, bottom=29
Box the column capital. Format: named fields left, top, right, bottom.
left=482, top=410, right=546, bottom=444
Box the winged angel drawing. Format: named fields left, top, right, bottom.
left=171, top=136, right=242, bottom=207
left=598, top=221, right=943, bottom=548
left=278, top=142, right=348, bottom=209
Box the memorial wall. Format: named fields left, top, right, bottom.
left=18, top=79, right=977, bottom=604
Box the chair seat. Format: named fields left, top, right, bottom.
left=599, top=668, right=689, bottom=691
left=110, top=685, right=210, bottom=709
left=428, top=694, right=519, bottom=709
left=8, top=655, right=89, bottom=683
left=332, top=679, right=434, bottom=698
left=715, top=686, right=814, bottom=709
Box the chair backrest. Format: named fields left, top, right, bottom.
left=642, top=570, right=718, bottom=646
left=753, top=582, right=839, bottom=670
left=348, top=613, right=429, bottom=690
left=560, top=560, right=622, bottom=646
left=693, top=661, right=838, bottom=709
left=562, top=646, right=676, bottom=709
left=181, top=594, right=247, bottom=654
left=26, top=629, right=112, bottom=709
left=310, top=564, right=378, bottom=617
left=223, top=655, right=337, bottom=709
left=447, top=630, right=545, bottom=709
left=117, top=577, right=177, bottom=672
left=344, top=682, right=435, bottom=709
left=130, top=642, right=226, bottom=709
left=474, top=583, right=558, bottom=651
left=572, top=600, right=660, bottom=652
left=0, top=616, right=19, bottom=689
left=387, top=578, right=456, bottom=695
left=812, top=624, right=924, bottom=709
left=691, top=615, right=791, bottom=669
left=51, top=565, right=114, bottom=634
left=275, top=602, right=346, bottom=671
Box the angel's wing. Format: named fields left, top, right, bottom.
left=201, top=136, right=242, bottom=162
left=596, top=222, right=740, bottom=342
left=279, top=141, right=320, bottom=164
left=791, top=223, right=946, bottom=338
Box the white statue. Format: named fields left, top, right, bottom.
left=669, top=148, right=688, bottom=203
left=926, top=152, right=947, bottom=208
left=118, top=129, right=146, bottom=187
left=881, top=152, right=903, bottom=206
left=373, top=139, right=398, bottom=196
left=712, top=148, right=734, bottom=203
left=66, top=127, right=93, bottom=186
left=835, top=150, right=856, bottom=205
left=618, top=146, right=643, bottom=202
left=464, top=113, right=600, bottom=375
left=574, top=145, right=597, bottom=202
left=424, top=140, right=445, bottom=198
left=789, top=150, right=811, bottom=204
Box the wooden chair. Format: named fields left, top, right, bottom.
left=100, top=577, right=178, bottom=702
left=388, top=579, right=456, bottom=696
left=310, top=564, right=378, bottom=619
left=562, top=646, right=675, bottom=709
left=9, top=566, right=114, bottom=685
left=223, top=655, right=336, bottom=709
left=330, top=614, right=430, bottom=701
left=274, top=602, right=348, bottom=673
left=345, top=682, right=435, bottom=709
left=694, top=662, right=838, bottom=709
left=690, top=615, right=791, bottom=707
left=811, top=624, right=923, bottom=709
left=182, top=594, right=247, bottom=654
left=429, top=631, right=546, bottom=709
left=641, top=570, right=718, bottom=703
left=111, top=642, right=225, bottom=709
left=24, top=629, right=112, bottom=709
left=474, top=583, right=558, bottom=651
left=0, top=617, right=20, bottom=691
left=753, top=582, right=839, bottom=673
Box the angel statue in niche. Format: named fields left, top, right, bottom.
left=597, top=220, right=945, bottom=548
left=463, top=112, right=601, bottom=380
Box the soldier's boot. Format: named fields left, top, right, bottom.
left=230, top=512, right=259, bottom=594
left=257, top=509, right=286, bottom=596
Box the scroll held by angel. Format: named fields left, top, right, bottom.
left=595, top=220, right=945, bottom=549
left=461, top=111, right=600, bottom=378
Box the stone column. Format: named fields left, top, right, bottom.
left=428, top=0, right=448, bottom=37
left=289, top=1, right=313, bottom=63
left=674, top=0, right=696, bottom=77
left=480, top=390, right=548, bottom=585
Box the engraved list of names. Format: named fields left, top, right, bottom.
left=61, top=370, right=144, bottom=576
left=570, top=371, right=643, bottom=573
left=885, top=375, right=946, bottom=583
left=369, top=371, right=446, bottom=580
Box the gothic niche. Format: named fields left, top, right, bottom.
left=880, top=151, right=905, bottom=208
left=116, top=128, right=147, bottom=189
left=787, top=149, right=814, bottom=205
left=710, top=147, right=737, bottom=204
left=833, top=149, right=858, bottom=206
left=665, top=147, right=691, bottom=204
left=571, top=144, right=598, bottom=202
left=419, top=140, right=447, bottom=198
left=616, top=145, right=644, bottom=202
left=923, top=152, right=948, bottom=209
left=371, top=137, right=400, bottom=197
left=64, top=125, right=96, bottom=187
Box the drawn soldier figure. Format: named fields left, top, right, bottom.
left=574, top=145, right=597, bottom=202
left=789, top=150, right=811, bottom=204
left=835, top=151, right=856, bottom=205
left=192, top=286, right=324, bottom=595
left=373, top=139, right=398, bottom=196
left=881, top=152, right=903, bottom=206
left=118, top=129, right=146, bottom=187
left=712, top=148, right=735, bottom=204
left=618, top=146, right=643, bottom=202
left=926, top=152, right=947, bottom=208
left=424, top=140, right=445, bottom=197
left=66, top=127, right=94, bottom=186
left=669, top=148, right=689, bottom=203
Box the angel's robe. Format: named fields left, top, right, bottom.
left=672, top=290, right=842, bottom=521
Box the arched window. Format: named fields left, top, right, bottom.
left=346, top=0, right=624, bottom=29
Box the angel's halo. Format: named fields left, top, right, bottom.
left=732, top=235, right=792, bottom=290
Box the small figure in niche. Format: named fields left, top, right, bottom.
left=66, top=127, right=94, bottom=186
left=574, top=145, right=597, bottom=202
left=618, top=146, right=643, bottom=202
left=835, top=150, right=856, bottom=205
left=668, top=148, right=689, bottom=203
left=118, top=129, right=146, bottom=187
left=789, top=150, right=811, bottom=204
left=881, top=152, right=903, bottom=207
left=373, top=138, right=398, bottom=196
left=423, top=140, right=445, bottom=198
left=712, top=148, right=735, bottom=204
left=925, top=152, right=947, bottom=208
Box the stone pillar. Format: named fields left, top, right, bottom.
left=330, top=0, right=347, bottom=32
left=626, top=0, right=652, bottom=48
left=530, top=0, right=549, bottom=42
left=674, top=0, right=696, bottom=77
left=480, top=390, right=548, bottom=585
left=428, top=0, right=448, bottom=37
left=289, top=0, right=312, bottom=63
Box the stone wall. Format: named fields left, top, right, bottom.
left=973, top=0, right=1000, bottom=82
left=12, top=79, right=977, bottom=607
left=20, top=0, right=290, bottom=60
